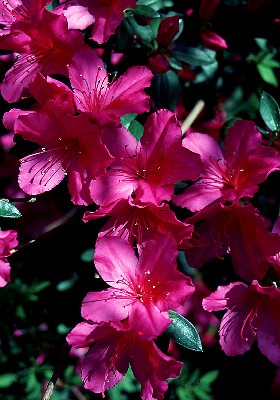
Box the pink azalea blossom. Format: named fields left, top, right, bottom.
left=81, top=236, right=195, bottom=336
left=90, top=109, right=202, bottom=206
left=7, top=110, right=117, bottom=205
left=83, top=198, right=194, bottom=247
left=68, top=48, right=153, bottom=125
left=0, top=0, right=50, bottom=35
left=53, top=0, right=136, bottom=44
left=203, top=280, right=280, bottom=366
left=174, top=120, right=280, bottom=212
left=184, top=201, right=280, bottom=282
left=0, top=229, right=18, bottom=287
left=198, top=0, right=227, bottom=51
left=67, top=319, right=183, bottom=399
left=0, top=8, right=87, bottom=102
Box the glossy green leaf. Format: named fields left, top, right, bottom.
left=260, top=91, right=280, bottom=131
left=173, top=46, right=216, bottom=66
left=136, top=0, right=174, bottom=11
left=130, top=5, right=160, bottom=18
left=166, top=310, right=203, bottom=352
left=120, top=113, right=138, bottom=128
left=0, top=199, right=22, bottom=218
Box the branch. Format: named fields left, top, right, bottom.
left=41, top=342, right=71, bottom=400
left=181, top=100, right=205, bottom=136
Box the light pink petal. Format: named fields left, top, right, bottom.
left=94, top=236, right=138, bottom=286
left=53, top=2, right=95, bottom=30
left=18, top=150, right=66, bottom=195
left=81, top=289, right=130, bottom=322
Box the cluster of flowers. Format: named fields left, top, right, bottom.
left=1, top=0, right=280, bottom=399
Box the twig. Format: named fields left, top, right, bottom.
left=41, top=342, right=71, bottom=400
left=181, top=99, right=205, bottom=136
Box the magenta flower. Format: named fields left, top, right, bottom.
left=184, top=201, right=280, bottom=282
left=90, top=109, right=202, bottom=206
left=203, top=281, right=280, bottom=366
left=0, top=229, right=18, bottom=287
left=53, top=0, right=136, bottom=44
left=68, top=48, right=153, bottom=124
left=67, top=320, right=183, bottom=399
left=174, top=120, right=280, bottom=212
left=83, top=198, right=194, bottom=247
left=9, top=111, right=116, bottom=205
left=0, top=0, right=50, bottom=35
left=0, top=8, right=87, bottom=102
left=81, top=236, right=195, bottom=336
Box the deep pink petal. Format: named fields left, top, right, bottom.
left=0, top=260, right=11, bottom=287
left=129, top=301, right=171, bottom=337
left=106, top=66, right=153, bottom=117
left=200, top=31, right=228, bottom=51
left=131, top=339, right=183, bottom=400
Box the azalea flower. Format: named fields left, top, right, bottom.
left=90, top=109, right=202, bottom=206
left=68, top=47, right=153, bottom=125
left=184, top=201, right=280, bottom=282
left=7, top=110, right=117, bottom=205
left=83, top=198, right=194, bottom=247
left=81, top=236, right=195, bottom=336
left=198, top=0, right=228, bottom=51
left=67, top=319, right=183, bottom=399
left=203, top=280, right=280, bottom=366
left=0, top=0, right=50, bottom=35
left=174, top=120, right=280, bottom=212
left=53, top=0, right=137, bottom=44
left=0, top=8, right=87, bottom=102
left=0, top=229, right=18, bottom=287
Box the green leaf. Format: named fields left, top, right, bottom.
left=136, top=0, right=174, bottom=11
left=128, top=120, right=144, bottom=141
left=177, top=387, right=196, bottom=400
left=166, top=310, right=203, bottom=352
left=80, top=248, right=94, bottom=263
left=199, top=370, right=219, bottom=385
left=125, top=4, right=160, bottom=18
left=120, top=113, right=138, bottom=128
left=260, top=91, right=280, bottom=131
left=0, top=199, right=22, bottom=218
left=126, top=15, right=155, bottom=43
left=257, top=63, right=278, bottom=87
left=192, top=386, right=213, bottom=400
left=173, top=46, right=216, bottom=66
left=0, top=373, right=17, bottom=388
